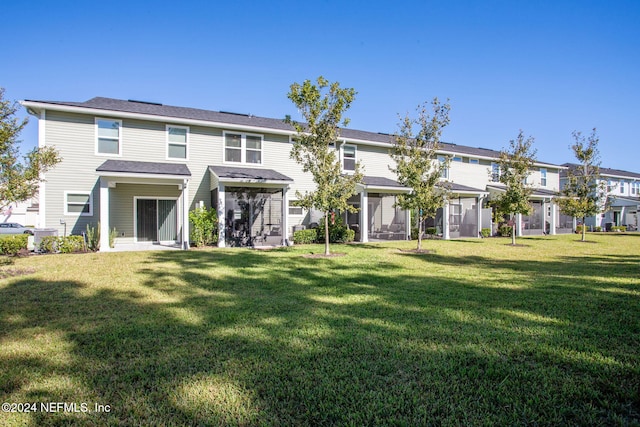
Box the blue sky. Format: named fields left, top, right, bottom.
left=3, top=0, right=639, bottom=171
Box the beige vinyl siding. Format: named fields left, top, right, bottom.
left=109, top=183, right=181, bottom=238
left=44, top=111, right=102, bottom=234
left=356, top=144, right=397, bottom=180
left=449, top=160, right=493, bottom=190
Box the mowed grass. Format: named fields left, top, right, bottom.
left=0, top=234, right=639, bottom=426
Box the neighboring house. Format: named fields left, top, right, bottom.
left=21, top=97, right=567, bottom=251
left=0, top=198, right=39, bottom=227
left=561, top=164, right=640, bottom=230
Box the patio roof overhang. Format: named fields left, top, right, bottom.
left=209, top=165, right=293, bottom=188
left=96, top=160, right=191, bottom=186
left=486, top=184, right=558, bottom=200
left=357, top=176, right=410, bottom=192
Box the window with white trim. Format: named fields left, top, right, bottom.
left=342, top=144, right=356, bottom=171
left=607, top=180, right=614, bottom=192
left=452, top=156, right=463, bottom=162
left=96, top=118, right=121, bottom=155
left=491, top=162, right=501, bottom=182
left=65, top=192, right=93, bottom=216
left=469, top=158, right=479, bottom=164
left=540, top=168, right=547, bottom=186
left=438, top=156, right=449, bottom=179
left=620, top=180, right=625, bottom=194
left=167, top=125, right=188, bottom=160
left=224, top=132, right=262, bottom=164
left=288, top=200, right=304, bottom=216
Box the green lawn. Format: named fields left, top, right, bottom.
left=0, top=234, right=639, bottom=426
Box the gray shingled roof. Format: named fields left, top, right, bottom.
left=27, top=97, right=563, bottom=166
left=96, top=159, right=191, bottom=176
left=209, top=166, right=293, bottom=182
left=361, top=176, right=406, bottom=188
left=561, top=163, right=640, bottom=179
left=486, top=184, right=558, bottom=197
left=448, top=183, right=488, bottom=193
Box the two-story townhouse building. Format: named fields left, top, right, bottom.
left=561, top=164, right=640, bottom=230
left=21, top=97, right=567, bottom=251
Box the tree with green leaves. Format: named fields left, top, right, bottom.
left=1, top=88, right=60, bottom=210
left=557, top=128, right=607, bottom=242
left=284, top=76, right=363, bottom=256
left=390, top=99, right=451, bottom=251
left=491, top=131, right=536, bottom=245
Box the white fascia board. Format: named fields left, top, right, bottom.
left=358, top=184, right=410, bottom=192
left=450, top=190, right=490, bottom=197
left=601, top=172, right=640, bottom=180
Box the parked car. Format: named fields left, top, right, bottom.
left=0, top=222, right=36, bottom=235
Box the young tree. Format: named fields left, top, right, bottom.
left=390, top=99, right=451, bottom=251
left=557, top=128, right=607, bottom=242
left=284, top=76, right=363, bottom=256
left=1, top=88, right=60, bottom=209
left=491, top=130, right=536, bottom=245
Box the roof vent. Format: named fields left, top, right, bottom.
left=219, top=111, right=250, bottom=117
left=127, top=99, right=163, bottom=106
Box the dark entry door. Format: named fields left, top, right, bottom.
left=137, top=199, right=158, bottom=242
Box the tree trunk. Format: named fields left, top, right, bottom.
left=324, top=213, right=330, bottom=256
left=582, top=216, right=586, bottom=242
left=417, top=214, right=423, bottom=251
left=511, top=214, right=516, bottom=246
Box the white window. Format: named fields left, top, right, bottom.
left=167, top=125, right=188, bottom=160
left=65, top=192, right=93, bottom=216
left=540, top=168, right=547, bottom=187
left=96, top=118, right=121, bottom=155
left=288, top=201, right=304, bottom=216
left=224, top=132, right=262, bottom=164
left=452, top=156, right=463, bottom=162
left=438, top=156, right=449, bottom=179
left=491, top=163, right=501, bottom=182
left=632, top=182, right=639, bottom=195
left=469, top=158, right=479, bottom=164
left=607, top=180, right=614, bottom=192
left=620, top=180, right=625, bottom=194
left=342, top=144, right=356, bottom=171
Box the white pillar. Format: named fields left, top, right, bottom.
left=217, top=184, right=226, bottom=248
left=281, top=186, right=289, bottom=246
left=516, top=213, right=523, bottom=237
left=443, top=201, right=450, bottom=240
left=360, top=190, right=368, bottom=242
left=549, top=202, right=557, bottom=235
left=99, top=177, right=110, bottom=252
left=182, top=179, right=190, bottom=250
left=404, top=204, right=411, bottom=240
left=477, top=196, right=484, bottom=237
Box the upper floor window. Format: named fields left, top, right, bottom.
left=540, top=168, right=547, bottom=187
left=491, top=162, right=501, bottom=182
left=607, top=180, right=614, bottom=192
left=632, top=182, right=640, bottom=195
left=224, top=132, right=262, bottom=164
left=469, top=158, right=479, bottom=165
left=167, top=126, right=188, bottom=160
left=342, top=144, right=356, bottom=171
left=452, top=156, right=463, bottom=162
left=65, top=191, right=93, bottom=216
left=620, top=180, right=625, bottom=194
left=438, top=155, right=449, bottom=179
left=96, top=118, right=121, bottom=155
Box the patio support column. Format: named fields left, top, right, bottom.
left=516, top=213, right=523, bottom=237
left=404, top=203, right=411, bottom=240
left=443, top=200, right=450, bottom=240
left=282, top=186, right=289, bottom=246
left=549, top=201, right=557, bottom=235
left=182, top=179, right=190, bottom=249
left=360, top=190, right=368, bottom=242
left=217, top=184, right=226, bottom=248
left=99, top=177, right=110, bottom=252
left=477, top=196, right=484, bottom=237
